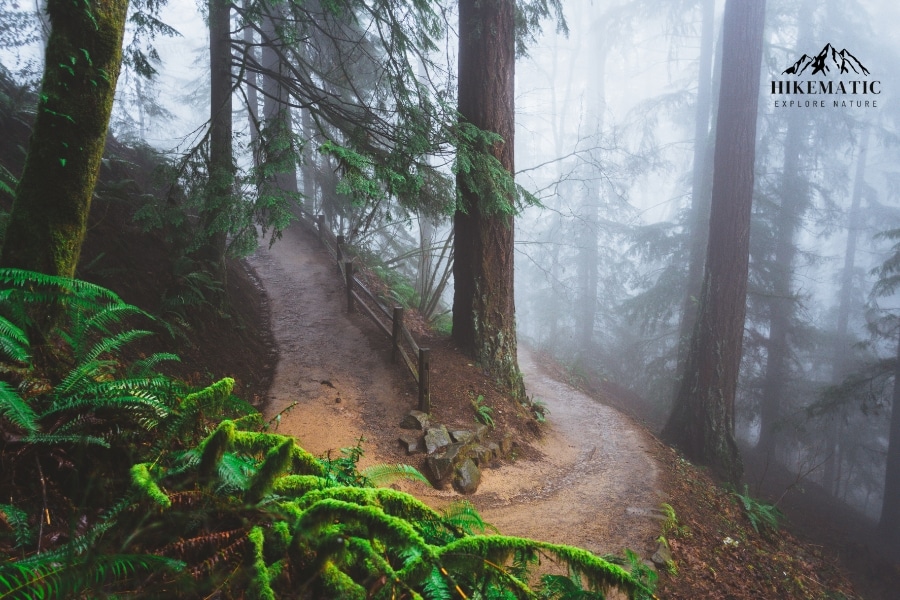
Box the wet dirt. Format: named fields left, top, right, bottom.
left=249, top=223, right=666, bottom=557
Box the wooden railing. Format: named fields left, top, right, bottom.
left=297, top=212, right=431, bottom=412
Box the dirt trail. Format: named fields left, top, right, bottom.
left=249, top=223, right=666, bottom=556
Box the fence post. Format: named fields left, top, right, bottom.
left=392, top=307, right=403, bottom=363
left=418, top=347, right=430, bottom=413
left=344, top=261, right=354, bottom=314
left=316, top=214, right=325, bottom=242
left=336, top=235, right=344, bottom=272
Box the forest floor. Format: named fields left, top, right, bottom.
left=234, top=222, right=870, bottom=599
left=80, top=200, right=892, bottom=599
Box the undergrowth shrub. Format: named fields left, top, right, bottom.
left=0, top=270, right=651, bottom=599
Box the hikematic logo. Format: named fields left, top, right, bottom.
left=771, top=44, right=880, bottom=109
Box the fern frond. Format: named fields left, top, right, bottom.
left=215, top=452, right=256, bottom=492
left=0, top=503, right=33, bottom=549
left=0, top=381, right=38, bottom=433
left=53, top=359, right=118, bottom=396
left=128, top=352, right=180, bottom=376
left=0, top=315, right=29, bottom=363
left=360, top=463, right=430, bottom=487
left=83, top=304, right=154, bottom=337
left=82, top=329, right=153, bottom=364
left=441, top=499, right=496, bottom=535
left=0, top=553, right=184, bottom=599
left=21, top=431, right=110, bottom=448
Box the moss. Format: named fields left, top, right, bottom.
left=271, top=475, right=329, bottom=497
left=246, top=438, right=294, bottom=504
left=198, top=419, right=235, bottom=481
left=130, top=463, right=171, bottom=509
left=247, top=526, right=276, bottom=600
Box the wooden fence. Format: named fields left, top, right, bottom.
left=297, top=212, right=431, bottom=412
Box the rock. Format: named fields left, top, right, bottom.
left=651, top=543, right=673, bottom=568
left=469, top=444, right=494, bottom=466
left=426, top=443, right=464, bottom=481
left=398, top=433, right=424, bottom=455
left=400, top=410, right=430, bottom=430
left=453, top=459, right=481, bottom=494
left=424, top=425, right=452, bottom=454
left=449, top=429, right=474, bottom=444
left=486, top=441, right=501, bottom=460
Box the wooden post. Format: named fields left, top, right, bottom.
left=392, top=307, right=404, bottom=363
left=344, top=261, right=354, bottom=314
left=418, top=347, right=430, bottom=413
left=316, top=214, right=325, bottom=242
left=336, top=234, right=344, bottom=271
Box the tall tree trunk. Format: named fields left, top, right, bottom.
left=452, top=0, right=524, bottom=397
left=661, top=0, right=767, bottom=484
left=756, top=107, right=807, bottom=454
left=244, top=0, right=260, bottom=155
left=1, top=0, right=129, bottom=277
left=574, top=23, right=610, bottom=364
left=879, top=327, right=900, bottom=540
left=260, top=5, right=299, bottom=197
left=823, top=124, right=870, bottom=493
left=200, top=0, right=234, bottom=273
left=676, top=0, right=717, bottom=371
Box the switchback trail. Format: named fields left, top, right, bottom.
left=248, top=223, right=666, bottom=557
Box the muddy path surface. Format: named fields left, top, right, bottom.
left=248, top=223, right=666, bottom=556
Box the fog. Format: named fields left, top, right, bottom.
left=3, top=0, right=900, bottom=550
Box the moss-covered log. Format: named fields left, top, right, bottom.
left=0, top=0, right=129, bottom=277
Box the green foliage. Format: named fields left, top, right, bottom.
left=455, top=121, right=539, bottom=216
left=0, top=272, right=648, bottom=600
left=733, top=485, right=783, bottom=534
left=660, top=502, right=690, bottom=539
left=471, top=393, right=495, bottom=428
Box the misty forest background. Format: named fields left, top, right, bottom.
left=4, top=0, right=900, bottom=553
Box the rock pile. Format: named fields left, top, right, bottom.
left=398, top=410, right=515, bottom=494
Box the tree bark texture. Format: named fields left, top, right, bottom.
left=662, top=0, right=766, bottom=484
left=452, top=0, right=524, bottom=397
left=200, top=0, right=234, bottom=270
left=1, top=0, right=129, bottom=277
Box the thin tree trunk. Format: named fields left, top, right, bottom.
left=453, top=0, right=524, bottom=397
left=1, top=0, right=129, bottom=278
left=823, top=125, right=870, bottom=493
left=756, top=107, right=807, bottom=454
left=661, top=0, right=767, bottom=484
left=676, top=0, right=717, bottom=371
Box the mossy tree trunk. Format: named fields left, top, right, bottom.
left=452, top=0, right=524, bottom=398
left=0, top=0, right=129, bottom=277
left=661, top=0, right=767, bottom=484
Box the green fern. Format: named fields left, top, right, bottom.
left=0, top=315, right=29, bottom=364
left=359, top=463, right=430, bottom=487
left=0, top=381, right=38, bottom=433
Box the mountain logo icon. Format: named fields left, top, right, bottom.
left=782, top=44, right=870, bottom=76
